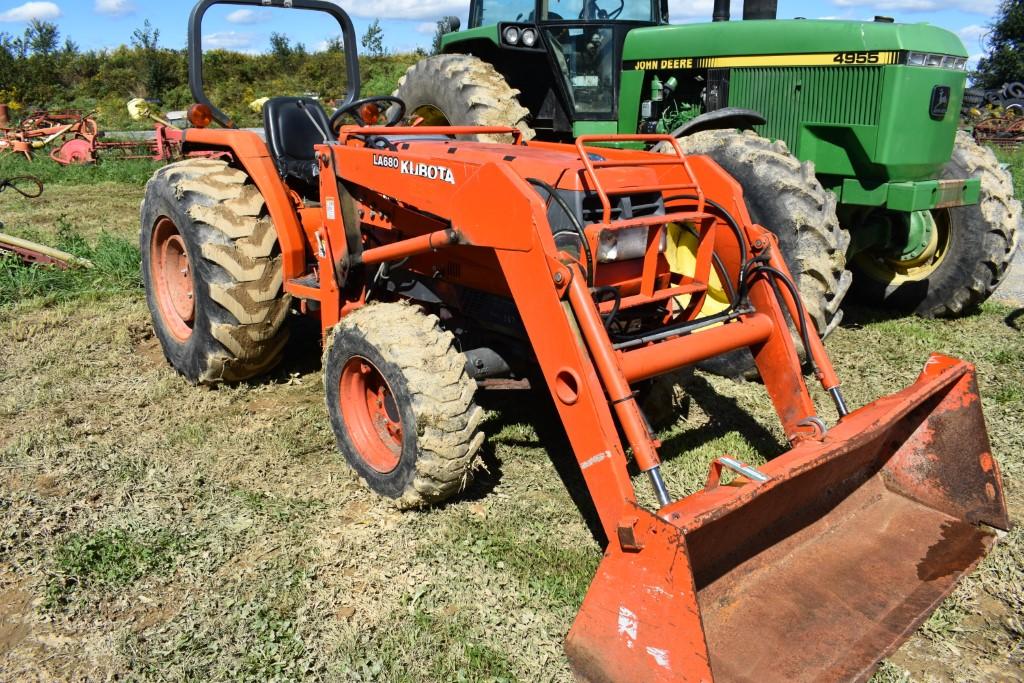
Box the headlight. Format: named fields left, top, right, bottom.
left=905, top=51, right=967, bottom=70
left=596, top=227, right=666, bottom=263
left=521, top=28, right=537, bottom=47
left=503, top=26, right=520, bottom=45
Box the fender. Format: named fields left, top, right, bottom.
left=668, top=107, right=766, bottom=138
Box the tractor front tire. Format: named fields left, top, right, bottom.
left=141, top=158, right=291, bottom=385
left=674, top=129, right=851, bottom=378
left=850, top=131, right=1021, bottom=317
left=393, top=54, right=534, bottom=142
left=324, top=302, right=485, bottom=509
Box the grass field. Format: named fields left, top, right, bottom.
left=0, top=151, right=1022, bottom=682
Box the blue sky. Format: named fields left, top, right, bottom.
left=0, top=0, right=1001, bottom=60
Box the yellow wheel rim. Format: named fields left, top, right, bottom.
left=665, top=223, right=731, bottom=319
left=854, top=210, right=952, bottom=285
left=410, top=104, right=451, bottom=126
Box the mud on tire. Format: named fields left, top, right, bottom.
left=676, top=129, right=852, bottom=337
left=673, top=130, right=851, bottom=378
left=141, top=158, right=291, bottom=384
left=393, top=54, right=535, bottom=143
left=324, top=302, right=485, bottom=509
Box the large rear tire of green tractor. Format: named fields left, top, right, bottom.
left=850, top=132, right=1021, bottom=317
left=674, top=129, right=852, bottom=377
left=393, top=54, right=534, bottom=143
left=324, top=302, right=486, bottom=509
left=141, top=158, right=291, bottom=385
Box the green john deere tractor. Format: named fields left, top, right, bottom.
left=396, top=0, right=1021, bottom=345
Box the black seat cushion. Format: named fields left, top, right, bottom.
left=263, top=97, right=334, bottom=192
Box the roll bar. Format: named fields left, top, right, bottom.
left=188, top=0, right=361, bottom=128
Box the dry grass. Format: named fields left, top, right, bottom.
left=1, top=178, right=1022, bottom=682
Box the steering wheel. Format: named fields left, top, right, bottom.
left=331, top=96, right=406, bottom=130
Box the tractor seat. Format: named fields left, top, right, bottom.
left=264, top=96, right=333, bottom=193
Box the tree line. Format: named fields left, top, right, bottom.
left=0, top=19, right=420, bottom=129
left=974, top=0, right=1023, bottom=90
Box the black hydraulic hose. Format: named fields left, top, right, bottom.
left=662, top=194, right=749, bottom=267
left=526, top=177, right=594, bottom=286
left=592, top=285, right=621, bottom=330
left=0, top=176, right=44, bottom=198
left=748, top=264, right=818, bottom=375
left=606, top=194, right=757, bottom=345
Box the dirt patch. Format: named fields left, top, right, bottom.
left=134, top=334, right=166, bottom=369
left=0, top=586, right=33, bottom=656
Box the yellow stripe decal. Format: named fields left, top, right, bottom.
left=629, top=51, right=900, bottom=71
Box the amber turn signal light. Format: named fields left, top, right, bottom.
left=187, top=103, right=214, bottom=129
left=358, top=103, right=381, bottom=125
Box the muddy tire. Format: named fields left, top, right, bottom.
left=677, top=129, right=852, bottom=336
left=140, top=158, right=290, bottom=385
left=674, top=130, right=851, bottom=377
left=324, top=302, right=485, bottom=509
left=393, top=54, right=534, bottom=142
left=850, top=132, right=1021, bottom=317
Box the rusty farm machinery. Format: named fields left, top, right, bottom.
left=133, top=1, right=1012, bottom=680
left=0, top=101, right=227, bottom=166
left=0, top=175, right=92, bottom=269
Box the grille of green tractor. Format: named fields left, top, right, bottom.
left=730, top=66, right=884, bottom=158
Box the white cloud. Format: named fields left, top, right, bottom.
left=94, top=0, right=134, bottom=16
left=957, top=24, right=987, bottom=46
left=668, top=0, right=714, bottom=20
left=416, top=21, right=438, bottom=34
left=831, top=0, right=997, bottom=15
left=203, top=31, right=256, bottom=51
left=0, top=1, right=61, bottom=22
left=330, top=0, right=464, bottom=20
left=226, top=9, right=269, bottom=24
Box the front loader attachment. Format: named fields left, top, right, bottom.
left=566, top=354, right=1008, bottom=682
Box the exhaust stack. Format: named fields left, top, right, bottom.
left=743, top=0, right=778, bottom=19
left=713, top=1, right=779, bottom=22
left=712, top=0, right=729, bottom=22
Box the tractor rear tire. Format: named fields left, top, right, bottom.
left=324, top=302, right=485, bottom=509
left=850, top=131, right=1021, bottom=317
left=674, top=129, right=852, bottom=378
left=393, top=54, right=534, bottom=143
left=140, top=158, right=291, bottom=385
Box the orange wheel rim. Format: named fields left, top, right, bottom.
left=151, top=217, right=195, bottom=342
left=339, top=356, right=403, bottom=473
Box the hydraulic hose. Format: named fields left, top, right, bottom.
left=526, top=177, right=594, bottom=286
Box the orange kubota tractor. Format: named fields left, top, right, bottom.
left=141, top=1, right=1010, bottom=680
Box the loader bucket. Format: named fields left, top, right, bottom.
left=566, top=354, right=1009, bottom=682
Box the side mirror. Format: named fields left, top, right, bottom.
left=443, top=15, right=461, bottom=32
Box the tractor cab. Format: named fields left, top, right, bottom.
left=457, top=0, right=665, bottom=132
